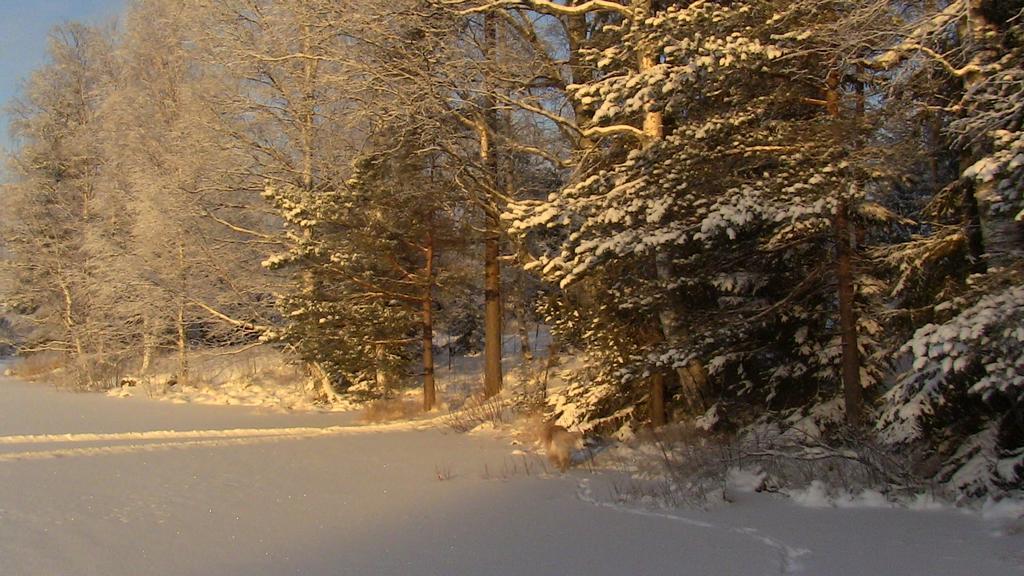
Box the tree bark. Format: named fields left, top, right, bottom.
left=141, top=313, right=155, bottom=374
left=960, top=0, right=1022, bottom=267
left=296, top=24, right=340, bottom=403
left=634, top=0, right=712, bottom=420
left=59, top=278, right=92, bottom=388
left=300, top=22, right=318, bottom=194
left=654, top=250, right=709, bottom=415
left=422, top=230, right=437, bottom=411
left=301, top=361, right=343, bottom=404
left=176, top=304, right=188, bottom=387
left=565, top=9, right=594, bottom=151
left=636, top=0, right=692, bottom=424
left=541, top=337, right=560, bottom=399
left=176, top=241, right=189, bottom=388
left=972, top=179, right=1022, bottom=267
left=513, top=244, right=534, bottom=364
left=482, top=12, right=504, bottom=399
left=483, top=226, right=504, bottom=398
left=636, top=0, right=663, bottom=146
left=649, top=372, right=667, bottom=428
left=516, top=309, right=533, bottom=364
left=835, top=200, right=864, bottom=427
left=375, top=344, right=392, bottom=399
left=963, top=182, right=988, bottom=273
left=826, top=69, right=864, bottom=426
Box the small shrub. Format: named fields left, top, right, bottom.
left=443, top=394, right=513, bottom=432
left=435, top=463, right=454, bottom=481
left=362, top=398, right=421, bottom=423
left=599, top=424, right=731, bottom=509
left=595, top=421, right=935, bottom=510
left=8, top=352, right=65, bottom=380
left=481, top=454, right=552, bottom=480
left=740, top=425, right=933, bottom=499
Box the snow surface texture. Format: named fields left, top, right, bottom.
left=0, top=366, right=1021, bottom=576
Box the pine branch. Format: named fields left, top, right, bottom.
left=582, top=124, right=645, bottom=139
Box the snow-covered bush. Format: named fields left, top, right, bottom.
left=880, top=279, right=1024, bottom=498
left=596, top=415, right=931, bottom=510
left=548, top=365, right=638, bottom=434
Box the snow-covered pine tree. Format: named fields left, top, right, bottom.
left=262, top=172, right=420, bottom=396
left=260, top=1, right=475, bottom=405
left=507, top=0, right=916, bottom=431
left=185, top=0, right=377, bottom=400
left=870, top=0, right=1024, bottom=498
left=263, top=125, right=465, bottom=406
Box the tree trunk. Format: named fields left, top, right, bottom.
left=176, top=302, right=188, bottom=387
left=541, top=337, right=560, bottom=399
left=566, top=10, right=594, bottom=151
left=375, top=344, right=391, bottom=399
left=654, top=250, right=709, bottom=415
left=297, top=26, right=337, bottom=401
left=481, top=12, right=504, bottom=399
left=300, top=23, right=318, bottom=194
left=517, top=312, right=533, bottom=364
left=825, top=69, right=864, bottom=427
left=835, top=200, right=864, bottom=427
left=642, top=0, right=711, bottom=420
left=649, top=372, right=667, bottom=428
left=963, top=182, right=988, bottom=273
left=308, top=361, right=343, bottom=403
left=676, top=361, right=709, bottom=415
left=483, top=226, right=503, bottom=398
left=141, top=313, right=155, bottom=374
left=176, top=241, right=188, bottom=387
left=422, top=231, right=437, bottom=411
left=960, top=0, right=1022, bottom=267
left=636, top=0, right=662, bottom=145
left=972, top=180, right=1022, bottom=267
left=59, top=279, right=92, bottom=388
left=513, top=249, right=534, bottom=365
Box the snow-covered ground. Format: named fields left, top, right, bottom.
left=102, top=337, right=549, bottom=413
left=0, top=363, right=1020, bottom=576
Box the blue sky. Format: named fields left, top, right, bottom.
left=1, top=0, right=125, bottom=150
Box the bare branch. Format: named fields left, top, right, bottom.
left=202, top=210, right=277, bottom=240
left=449, top=0, right=634, bottom=18
left=189, top=299, right=267, bottom=334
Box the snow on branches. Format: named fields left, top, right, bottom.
left=880, top=283, right=1024, bottom=442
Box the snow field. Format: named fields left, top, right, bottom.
left=0, top=369, right=1021, bottom=576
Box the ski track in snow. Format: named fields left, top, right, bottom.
left=0, top=394, right=516, bottom=463
left=575, top=477, right=812, bottom=575
left=0, top=419, right=443, bottom=462
left=0, top=434, right=318, bottom=462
